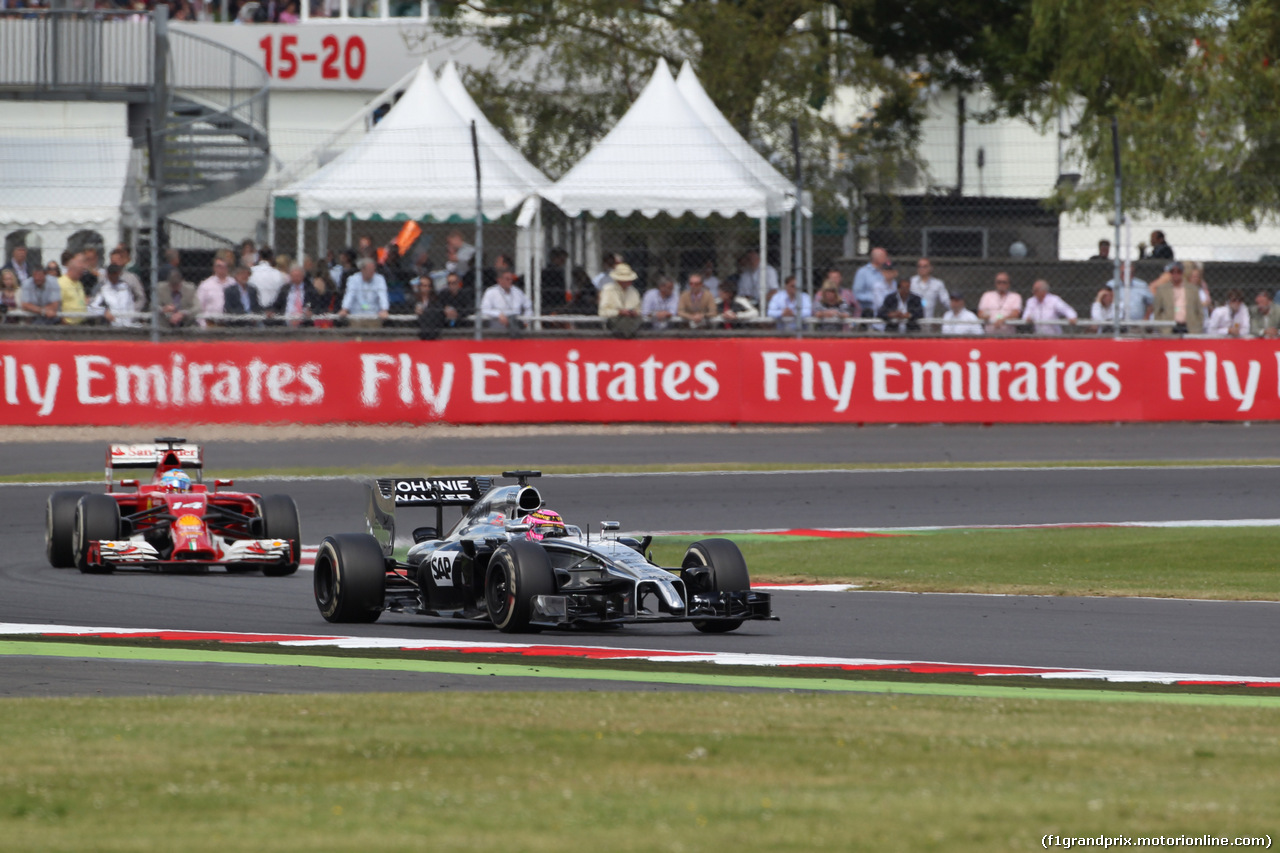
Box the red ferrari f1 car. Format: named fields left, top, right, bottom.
left=45, top=437, right=301, bottom=575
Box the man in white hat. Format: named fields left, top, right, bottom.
left=598, top=263, right=643, bottom=334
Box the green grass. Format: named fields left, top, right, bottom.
left=1, top=692, right=1277, bottom=853
left=651, top=527, right=1280, bottom=600
left=6, top=456, right=1280, bottom=484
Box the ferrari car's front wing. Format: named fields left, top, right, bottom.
left=87, top=538, right=294, bottom=570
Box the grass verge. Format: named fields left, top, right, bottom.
left=5, top=456, right=1280, bottom=484
left=1, top=691, right=1276, bottom=852
left=651, top=527, right=1280, bottom=600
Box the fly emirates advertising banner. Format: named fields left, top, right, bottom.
left=2, top=339, right=1279, bottom=425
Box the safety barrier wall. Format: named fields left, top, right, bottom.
left=2, top=339, right=1279, bottom=425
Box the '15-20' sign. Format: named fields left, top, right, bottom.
left=258, top=34, right=367, bottom=81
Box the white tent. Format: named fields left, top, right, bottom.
left=0, top=136, right=133, bottom=257
left=543, top=59, right=789, bottom=220
left=279, top=61, right=549, bottom=222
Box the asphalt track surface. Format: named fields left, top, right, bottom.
left=3, top=425, right=1279, bottom=695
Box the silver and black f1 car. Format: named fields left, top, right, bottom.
left=45, top=438, right=301, bottom=575
left=313, top=471, right=775, bottom=633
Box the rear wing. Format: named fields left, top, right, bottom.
left=106, top=441, right=203, bottom=489
left=374, top=477, right=490, bottom=508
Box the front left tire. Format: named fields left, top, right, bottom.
left=74, top=495, right=121, bottom=574
left=46, top=490, right=88, bottom=568
left=485, top=540, right=556, bottom=633
left=259, top=494, right=302, bottom=576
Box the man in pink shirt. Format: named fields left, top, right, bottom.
left=1021, top=279, right=1078, bottom=335
left=196, top=258, right=231, bottom=327
left=977, top=271, right=1023, bottom=334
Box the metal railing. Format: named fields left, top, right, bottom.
left=0, top=9, right=153, bottom=97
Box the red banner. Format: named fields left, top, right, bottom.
left=2, top=338, right=1279, bottom=425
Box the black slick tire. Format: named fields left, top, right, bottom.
left=74, top=495, right=121, bottom=574
left=485, top=539, right=556, bottom=633
left=313, top=534, right=386, bottom=623
left=259, top=494, right=302, bottom=576
left=682, top=538, right=750, bottom=633
left=46, top=490, right=88, bottom=568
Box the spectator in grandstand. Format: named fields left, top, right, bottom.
left=1144, top=230, right=1174, bottom=260
left=1104, top=273, right=1152, bottom=322
left=598, top=263, right=643, bottom=335
left=309, top=274, right=340, bottom=327
left=851, top=247, right=890, bottom=317
left=88, top=264, right=138, bottom=327
left=941, top=292, right=983, bottom=335
left=878, top=276, right=924, bottom=333
left=107, top=246, right=147, bottom=309
left=592, top=253, right=621, bottom=291
left=249, top=249, right=286, bottom=309
left=159, top=269, right=198, bottom=328
left=1152, top=262, right=1203, bottom=334
left=340, top=258, right=390, bottom=325
left=736, top=248, right=778, bottom=305
left=676, top=273, right=716, bottom=329
left=812, top=281, right=851, bottom=331
left=491, top=253, right=524, bottom=291
left=768, top=275, right=812, bottom=332
left=481, top=270, right=531, bottom=333
left=270, top=264, right=318, bottom=326
left=1184, top=260, right=1212, bottom=314
left=819, top=268, right=853, bottom=307
left=1089, top=239, right=1111, bottom=261
left=1250, top=289, right=1280, bottom=338
left=19, top=266, right=61, bottom=324
left=437, top=272, right=475, bottom=327
left=196, top=258, right=231, bottom=326
left=45, top=260, right=62, bottom=278
left=6, top=244, right=32, bottom=287
left=563, top=267, right=596, bottom=315
left=1207, top=289, right=1249, bottom=338
left=0, top=269, right=19, bottom=321
left=910, top=257, right=949, bottom=318
left=1021, top=279, right=1078, bottom=335
left=223, top=264, right=264, bottom=325
left=716, top=281, right=758, bottom=328
left=699, top=258, right=721, bottom=292
left=58, top=256, right=90, bottom=326
left=1090, top=287, right=1118, bottom=332
left=332, top=249, right=358, bottom=293
left=977, top=271, right=1022, bottom=334
left=540, top=247, right=570, bottom=313
left=445, top=229, right=475, bottom=281
left=79, top=248, right=102, bottom=294
left=157, top=248, right=181, bottom=284
left=642, top=276, right=680, bottom=329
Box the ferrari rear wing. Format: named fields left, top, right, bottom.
left=106, top=438, right=203, bottom=484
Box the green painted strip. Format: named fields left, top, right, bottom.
left=5, top=640, right=1280, bottom=707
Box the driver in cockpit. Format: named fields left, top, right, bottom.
left=525, top=508, right=569, bottom=541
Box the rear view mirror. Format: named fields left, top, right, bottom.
left=118, top=479, right=139, bottom=488
left=412, top=526, right=438, bottom=544
left=214, top=479, right=234, bottom=489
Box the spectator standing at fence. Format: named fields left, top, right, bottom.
left=1090, top=240, right=1111, bottom=261
left=482, top=270, right=531, bottom=332
left=592, top=253, right=621, bottom=290
left=0, top=269, right=19, bottom=322
left=160, top=269, right=198, bottom=328
left=1021, top=279, right=1077, bottom=335
left=6, top=244, right=32, bottom=287
left=812, top=282, right=851, bottom=331
left=1249, top=290, right=1280, bottom=338
left=851, top=248, right=890, bottom=316
left=445, top=229, right=475, bottom=281
left=437, top=272, right=475, bottom=329
left=57, top=256, right=89, bottom=325
left=1105, top=272, right=1152, bottom=322
left=598, top=263, right=642, bottom=335
left=106, top=246, right=147, bottom=310
left=717, top=281, right=757, bottom=328
left=270, top=264, right=318, bottom=326
left=157, top=248, right=181, bottom=284
left=736, top=249, right=778, bottom=305
left=768, top=275, right=812, bottom=332
left=1144, top=230, right=1174, bottom=260
left=1153, top=262, right=1203, bottom=334
left=677, top=273, right=716, bottom=328
left=878, top=276, right=924, bottom=333
left=699, top=259, right=721, bottom=292
left=1090, top=288, right=1118, bottom=332
left=196, top=258, right=231, bottom=327
left=223, top=265, right=264, bottom=327
left=541, top=247, right=570, bottom=313
left=19, top=266, right=61, bottom=324
left=1184, top=260, right=1212, bottom=315
left=340, top=258, right=390, bottom=326
left=978, top=271, right=1022, bottom=334
left=642, top=276, right=680, bottom=329
left=941, top=293, right=982, bottom=335
left=1207, top=289, right=1249, bottom=338
left=820, top=268, right=853, bottom=307
left=249, top=249, right=286, bottom=309
left=89, top=264, right=138, bottom=327
left=910, top=258, right=949, bottom=318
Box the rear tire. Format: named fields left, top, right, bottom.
left=485, top=540, right=556, bottom=633
left=74, top=495, right=121, bottom=574
left=259, top=494, right=302, bottom=576
left=313, top=534, right=385, bottom=623
left=46, top=490, right=88, bottom=568
left=682, top=538, right=750, bottom=633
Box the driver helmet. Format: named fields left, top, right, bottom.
left=526, top=508, right=567, bottom=541
left=159, top=470, right=192, bottom=492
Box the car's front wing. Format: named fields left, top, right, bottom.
left=528, top=589, right=776, bottom=627
left=86, top=538, right=294, bottom=570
